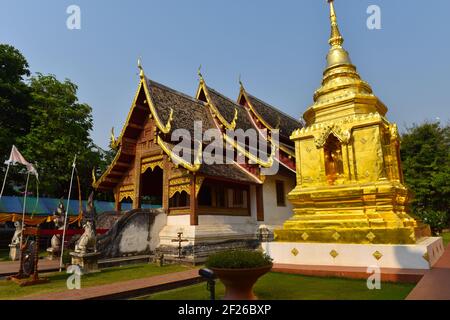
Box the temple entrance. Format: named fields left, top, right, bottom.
left=140, top=167, right=163, bottom=208
left=119, top=196, right=133, bottom=211
left=169, top=191, right=190, bottom=208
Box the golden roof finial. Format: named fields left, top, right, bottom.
left=239, top=74, right=243, bottom=88
left=138, top=57, right=145, bottom=79
left=91, top=168, right=97, bottom=186
left=198, top=65, right=204, bottom=82
left=328, top=0, right=344, bottom=47
left=110, top=126, right=119, bottom=149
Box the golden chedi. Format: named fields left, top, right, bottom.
left=274, top=0, right=430, bottom=245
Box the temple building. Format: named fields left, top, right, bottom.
left=93, top=64, right=301, bottom=262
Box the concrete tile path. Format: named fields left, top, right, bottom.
left=20, top=268, right=201, bottom=300
left=0, top=259, right=60, bottom=277
left=407, top=245, right=450, bottom=300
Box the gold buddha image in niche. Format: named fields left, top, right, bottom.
left=323, top=134, right=344, bottom=185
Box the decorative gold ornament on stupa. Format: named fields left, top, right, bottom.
left=274, top=0, right=430, bottom=244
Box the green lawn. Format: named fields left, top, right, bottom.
left=0, top=250, right=9, bottom=262
left=0, top=263, right=191, bottom=300
left=140, top=272, right=415, bottom=300
left=1, top=232, right=447, bottom=300
left=442, top=232, right=450, bottom=247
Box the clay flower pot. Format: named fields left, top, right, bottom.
left=211, top=264, right=272, bottom=300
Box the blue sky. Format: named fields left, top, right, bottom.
left=1, top=0, right=449, bottom=149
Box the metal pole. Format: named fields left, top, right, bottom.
left=209, top=280, right=216, bottom=301
left=59, top=155, right=77, bottom=272
left=18, top=171, right=31, bottom=275
left=0, top=162, right=11, bottom=200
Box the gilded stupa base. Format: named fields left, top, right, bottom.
left=275, top=181, right=431, bottom=245
left=274, top=226, right=430, bottom=245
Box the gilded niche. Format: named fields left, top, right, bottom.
left=323, top=134, right=344, bottom=185
left=314, top=123, right=351, bottom=148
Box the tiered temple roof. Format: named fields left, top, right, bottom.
left=94, top=68, right=302, bottom=191
left=238, top=86, right=301, bottom=142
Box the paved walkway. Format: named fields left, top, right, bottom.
left=0, top=259, right=60, bottom=277
left=20, top=268, right=201, bottom=300
left=0, top=255, right=153, bottom=278
left=272, top=263, right=425, bottom=283
left=407, top=245, right=450, bottom=300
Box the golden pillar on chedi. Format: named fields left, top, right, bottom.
left=275, top=0, right=431, bottom=244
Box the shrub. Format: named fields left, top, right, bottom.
left=401, top=122, right=450, bottom=231
left=206, top=249, right=273, bottom=269
left=417, top=210, right=448, bottom=235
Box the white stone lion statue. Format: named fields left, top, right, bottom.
left=10, top=221, right=22, bottom=246
left=75, top=221, right=97, bottom=254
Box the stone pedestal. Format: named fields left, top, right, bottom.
left=70, top=252, right=101, bottom=274
left=263, top=237, right=445, bottom=270
left=9, top=244, right=20, bottom=261
left=46, top=248, right=61, bottom=260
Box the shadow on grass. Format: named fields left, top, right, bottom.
left=141, top=272, right=415, bottom=301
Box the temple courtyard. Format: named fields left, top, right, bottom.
left=0, top=1, right=448, bottom=307
left=0, top=232, right=448, bottom=300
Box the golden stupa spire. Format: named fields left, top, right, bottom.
left=303, top=0, right=376, bottom=125
left=328, top=0, right=344, bottom=47
left=324, top=0, right=351, bottom=68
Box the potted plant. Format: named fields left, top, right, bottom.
left=206, top=249, right=273, bottom=300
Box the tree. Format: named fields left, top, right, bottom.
left=0, top=44, right=32, bottom=158
left=17, top=73, right=103, bottom=199
left=0, top=44, right=33, bottom=194
left=401, top=122, right=450, bottom=233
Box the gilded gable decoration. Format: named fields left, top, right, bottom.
left=141, top=155, right=164, bottom=174
left=314, top=123, right=351, bottom=148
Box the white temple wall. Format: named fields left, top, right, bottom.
left=261, top=173, right=295, bottom=229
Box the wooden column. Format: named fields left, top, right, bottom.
left=162, top=155, right=170, bottom=211
left=256, top=184, right=264, bottom=222
left=247, top=185, right=251, bottom=216
left=190, top=176, right=198, bottom=226
left=114, top=190, right=121, bottom=212
left=133, top=157, right=142, bottom=209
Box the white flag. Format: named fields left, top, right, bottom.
left=5, top=145, right=39, bottom=178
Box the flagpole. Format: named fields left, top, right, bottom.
left=0, top=161, right=11, bottom=200
left=60, top=155, right=77, bottom=272
left=18, top=171, right=31, bottom=275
